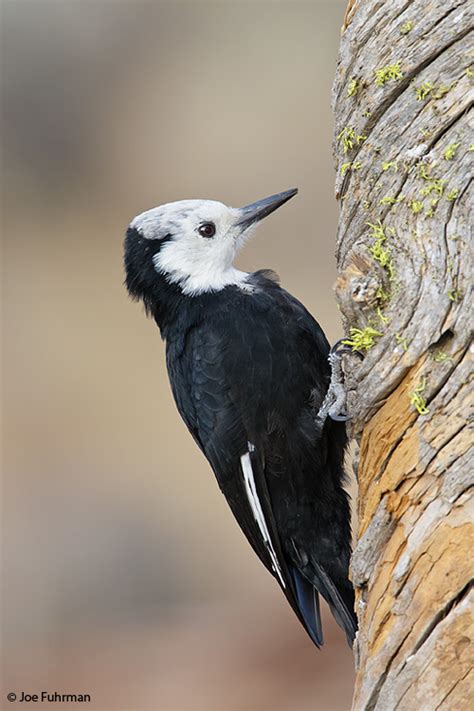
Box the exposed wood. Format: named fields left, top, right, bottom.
left=332, top=1, right=473, bottom=708
left=343, top=0, right=360, bottom=32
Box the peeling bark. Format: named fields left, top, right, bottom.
left=332, top=2, right=473, bottom=709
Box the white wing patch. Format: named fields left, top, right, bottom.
left=240, top=444, right=286, bottom=588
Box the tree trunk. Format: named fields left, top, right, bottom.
left=332, top=2, right=473, bottom=709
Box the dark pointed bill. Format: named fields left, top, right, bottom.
left=235, top=188, right=298, bottom=229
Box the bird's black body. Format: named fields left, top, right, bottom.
left=124, top=191, right=357, bottom=647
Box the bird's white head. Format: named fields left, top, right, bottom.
left=126, top=188, right=297, bottom=297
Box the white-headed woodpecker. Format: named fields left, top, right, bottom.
left=124, top=189, right=357, bottom=647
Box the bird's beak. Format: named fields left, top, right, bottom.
left=235, top=188, right=298, bottom=230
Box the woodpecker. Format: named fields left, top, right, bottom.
left=124, top=188, right=357, bottom=647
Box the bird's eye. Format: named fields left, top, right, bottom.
left=198, top=222, right=216, bottom=238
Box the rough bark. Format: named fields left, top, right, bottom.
left=332, top=2, right=473, bottom=709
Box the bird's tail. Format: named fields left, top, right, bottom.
left=290, top=561, right=356, bottom=648
left=311, top=561, right=357, bottom=647
left=290, top=567, right=324, bottom=647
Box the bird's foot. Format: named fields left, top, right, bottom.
left=315, top=339, right=364, bottom=425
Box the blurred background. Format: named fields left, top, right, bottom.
left=1, top=1, right=354, bottom=709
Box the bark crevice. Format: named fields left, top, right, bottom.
left=411, top=580, right=473, bottom=656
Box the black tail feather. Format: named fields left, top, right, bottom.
left=291, top=567, right=324, bottom=647
left=312, top=562, right=357, bottom=647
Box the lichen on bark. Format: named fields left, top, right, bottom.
left=332, top=1, right=473, bottom=709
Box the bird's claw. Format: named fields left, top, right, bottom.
left=329, top=338, right=364, bottom=362
left=329, top=411, right=350, bottom=422
left=315, top=338, right=364, bottom=426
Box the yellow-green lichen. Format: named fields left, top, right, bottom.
left=443, top=142, right=460, bottom=160
left=367, top=220, right=395, bottom=280
left=342, top=326, right=382, bottom=352
left=425, top=198, right=439, bottom=218
left=420, top=179, right=446, bottom=197
left=447, top=288, right=460, bottom=302
left=337, top=126, right=367, bottom=154
left=376, top=306, right=390, bottom=325
left=466, top=67, right=474, bottom=78
left=432, top=350, right=453, bottom=363
left=418, top=163, right=432, bottom=180
left=418, top=165, right=447, bottom=197
left=380, top=195, right=404, bottom=206
left=376, top=286, right=390, bottom=303
left=375, top=61, right=403, bottom=87
left=410, top=200, right=424, bottom=214
left=395, top=333, right=409, bottom=352
left=341, top=160, right=363, bottom=175
left=400, top=20, right=413, bottom=35
left=432, top=84, right=451, bottom=99
left=415, top=81, right=452, bottom=101
left=409, top=377, right=429, bottom=415
left=382, top=160, right=398, bottom=171
left=447, top=188, right=459, bottom=201
left=415, top=81, right=434, bottom=101
left=347, top=77, right=360, bottom=97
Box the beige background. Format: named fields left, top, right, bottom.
left=2, top=1, right=355, bottom=709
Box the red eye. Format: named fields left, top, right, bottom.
left=198, top=222, right=216, bottom=238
